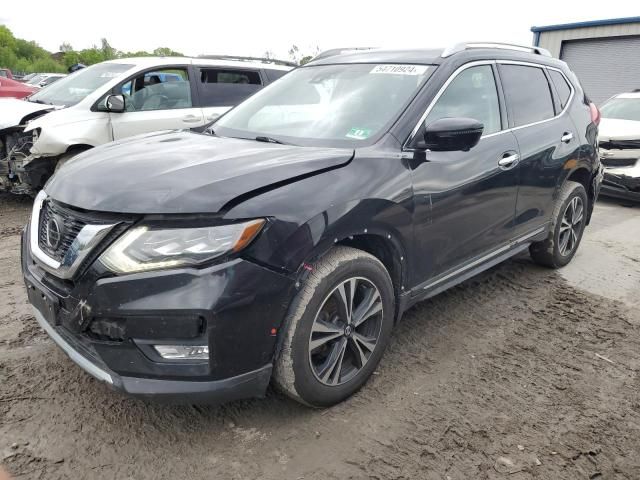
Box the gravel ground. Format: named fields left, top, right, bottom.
left=1, top=194, right=639, bottom=480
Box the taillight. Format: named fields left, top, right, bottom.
left=589, top=102, right=601, bottom=126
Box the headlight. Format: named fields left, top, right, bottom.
left=32, top=128, right=41, bottom=144
left=99, top=219, right=265, bottom=274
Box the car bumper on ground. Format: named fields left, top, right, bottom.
left=22, top=228, right=296, bottom=403
left=601, top=172, right=640, bottom=202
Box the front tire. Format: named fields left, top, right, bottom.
left=530, top=180, right=588, bottom=268
left=274, top=246, right=394, bottom=407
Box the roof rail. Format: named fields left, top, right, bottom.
left=311, top=47, right=377, bottom=62
left=441, top=42, right=552, bottom=58
left=197, top=55, right=297, bottom=68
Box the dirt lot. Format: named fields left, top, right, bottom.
left=1, top=194, right=639, bottom=480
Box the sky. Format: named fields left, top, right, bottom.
left=1, top=1, right=638, bottom=60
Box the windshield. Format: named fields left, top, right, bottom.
left=26, top=75, right=44, bottom=85
left=28, top=63, right=134, bottom=107
left=215, top=63, right=433, bottom=147
left=600, top=97, right=640, bottom=122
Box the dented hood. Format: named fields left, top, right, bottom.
left=0, top=98, right=55, bottom=130
left=45, top=131, right=353, bottom=214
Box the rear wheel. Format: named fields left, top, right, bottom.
left=274, top=247, right=394, bottom=407
left=530, top=180, right=588, bottom=268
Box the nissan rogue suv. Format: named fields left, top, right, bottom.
left=22, top=43, right=602, bottom=407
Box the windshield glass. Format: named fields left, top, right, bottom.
left=600, top=97, right=640, bottom=122
left=28, top=63, right=134, bottom=107
left=215, top=63, right=433, bottom=147
left=26, top=75, right=44, bottom=85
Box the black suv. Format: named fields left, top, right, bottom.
left=22, top=43, right=603, bottom=407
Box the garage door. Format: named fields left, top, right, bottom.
left=560, top=36, right=640, bottom=105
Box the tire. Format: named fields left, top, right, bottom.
left=530, top=180, right=588, bottom=268
left=274, top=246, right=395, bottom=407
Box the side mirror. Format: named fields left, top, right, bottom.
left=422, top=117, right=484, bottom=151
left=104, top=94, right=126, bottom=113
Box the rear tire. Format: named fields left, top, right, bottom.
left=274, top=246, right=394, bottom=407
left=530, top=180, right=588, bottom=268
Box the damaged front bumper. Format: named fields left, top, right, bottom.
left=599, top=150, right=640, bottom=203
left=1, top=129, right=56, bottom=195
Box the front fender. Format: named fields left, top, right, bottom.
left=26, top=117, right=109, bottom=158
left=224, top=150, right=415, bottom=279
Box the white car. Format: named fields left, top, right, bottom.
left=599, top=92, right=640, bottom=202
left=26, top=73, right=66, bottom=89
left=0, top=56, right=293, bottom=194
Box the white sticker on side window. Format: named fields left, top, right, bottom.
left=370, top=65, right=429, bottom=75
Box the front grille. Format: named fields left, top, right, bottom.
left=38, top=200, right=86, bottom=262
left=601, top=157, right=638, bottom=168
left=599, top=140, right=640, bottom=150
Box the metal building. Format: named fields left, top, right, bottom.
left=531, top=16, right=640, bottom=104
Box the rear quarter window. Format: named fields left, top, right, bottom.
left=499, top=64, right=555, bottom=127
left=548, top=69, right=572, bottom=110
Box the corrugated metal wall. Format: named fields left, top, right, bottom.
left=538, top=23, right=640, bottom=57
left=537, top=23, right=640, bottom=104
left=560, top=37, right=640, bottom=104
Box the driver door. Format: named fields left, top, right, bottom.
left=410, top=63, right=520, bottom=280
left=109, top=67, right=204, bottom=140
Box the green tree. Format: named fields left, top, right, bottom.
left=59, top=42, right=73, bottom=53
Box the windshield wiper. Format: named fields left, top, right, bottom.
left=28, top=99, right=53, bottom=105
left=255, top=136, right=288, bottom=145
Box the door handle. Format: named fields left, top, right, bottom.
left=561, top=132, right=574, bottom=143
left=182, top=115, right=202, bottom=123
left=498, top=152, right=519, bottom=169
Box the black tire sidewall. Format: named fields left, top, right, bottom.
left=289, top=257, right=394, bottom=407
left=551, top=184, right=588, bottom=267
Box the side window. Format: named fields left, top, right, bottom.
left=548, top=69, right=572, bottom=110
left=426, top=65, right=501, bottom=135
left=264, top=69, right=289, bottom=83
left=197, top=68, right=263, bottom=107
left=499, top=65, right=554, bottom=127
left=119, top=68, right=192, bottom=112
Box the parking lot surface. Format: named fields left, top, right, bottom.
left=1, top=195, right=638, bottom=479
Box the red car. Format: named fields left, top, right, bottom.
left=0, top=77, right=36, bottom=99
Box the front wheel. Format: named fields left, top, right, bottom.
left=274, top=247, right=395, bottom=407
left=530, top=180, right=588, bottom=268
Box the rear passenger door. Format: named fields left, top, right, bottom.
left=498, top=63, right=580, bottom=238
left=194, top=67, right=263, bottom=123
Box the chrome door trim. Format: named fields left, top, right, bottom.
left=404, top=59, right=575, bottom=149
left=419, top=226, right=547, bottom=291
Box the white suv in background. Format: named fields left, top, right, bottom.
left=599, top=91, right=640, bottom=202
left=0, top=56, right=293, bottom=194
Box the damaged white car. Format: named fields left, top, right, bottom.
left=599, top=92, right=640, bottom=203
left=0, top=56, right=292, bottom=194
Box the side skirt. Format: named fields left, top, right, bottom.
left=399, top=225, right=547, bottom=314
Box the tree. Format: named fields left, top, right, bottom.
left=101, top=38, right=115, bottom=60
left=153, top=47, right=184, bottom=57
left=59, top=42, right=73, bottom=53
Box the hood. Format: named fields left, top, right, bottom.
left=0, top=98, right=56, bottom=130
left=45, top=131, right=354, bottom=214
left=599, top=118, right=640, bottom=141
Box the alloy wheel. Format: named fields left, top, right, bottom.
left=559, top=196, right=584, bottom=256
left=308, top=277, right=384, bottom=386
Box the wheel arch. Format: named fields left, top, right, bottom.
left=564, top=166, right=595, bottom=224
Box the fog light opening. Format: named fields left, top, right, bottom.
left=154, top=345, right=209, bottom=360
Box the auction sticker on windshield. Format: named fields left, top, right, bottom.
left=346, top=128, right=372, bottom=140
left=370, top=65, right=429, bottom=75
